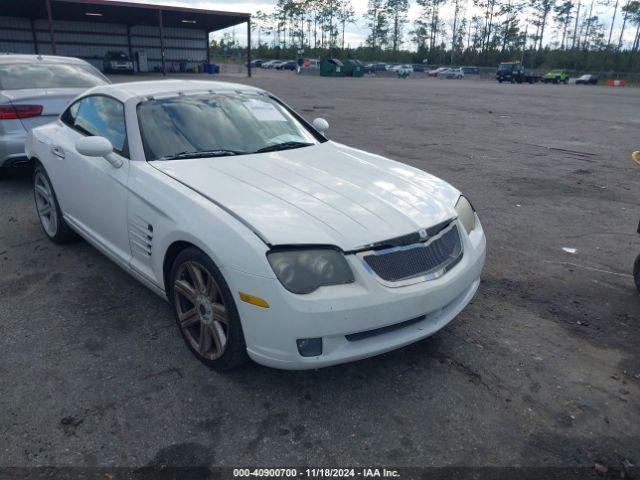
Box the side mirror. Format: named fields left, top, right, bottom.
left=75, top=136, right=122, bottom=168
left=312, top=117, right=329, bottom=135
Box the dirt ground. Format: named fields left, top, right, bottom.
left=1, top=70, right=639, bottom=471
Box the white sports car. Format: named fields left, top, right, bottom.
left=26, top=80, right=486, bottom=370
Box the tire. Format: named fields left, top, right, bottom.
left=634, top=255, right=640, bottom=292
left=554, top=77, right=559, bottom=84
left=33, top=164, right=76, bottom=243
left=498, top=79, right=503, bottom=83
left=0, top=167, right=6, bottom=180
left=169, top=247, right=248, bottom=371
left=563, top=78, right=568, bottom=84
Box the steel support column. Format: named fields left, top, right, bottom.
left=158, top=9, right=166, bottom=75
left=206, top=31, right=211, bottom=65
left=45, top=0, right=57, bottom=55
left=126, top=24, right=133, bottom=70
left=30, top=18, right=39, bottom=54
left=247, top=18, right=252, bottom=77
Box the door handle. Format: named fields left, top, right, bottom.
left=51, top=146, right=65, bottom=159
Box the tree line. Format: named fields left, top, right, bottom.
left=212, top=0, right=640, bottom=72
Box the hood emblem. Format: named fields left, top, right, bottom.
left=418, top=228, right=429, bottom=241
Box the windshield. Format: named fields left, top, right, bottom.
left=498, top=64, right=515, bottom=71
left=137, top=93, right=324, bottom=161
left=0, top=63, right=108, bottom=90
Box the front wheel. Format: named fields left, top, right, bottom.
left=33, top=164, right=76, bottom=243
left=634, top=255, right=640, bottom=292
left=170, top=247, right=248, bottom=370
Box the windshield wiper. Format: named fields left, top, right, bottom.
left=157, top=149, right=247, bottom=161
left=254, top=141, right=314, bottom=153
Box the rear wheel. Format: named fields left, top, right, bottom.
left=634, top=255, right=640, bottom=292
left=170, top=247, right=248, bottom=370
left=33, top=164, right=76, bottom=243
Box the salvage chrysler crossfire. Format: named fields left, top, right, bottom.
left=26, top=80, right=486, bottom=370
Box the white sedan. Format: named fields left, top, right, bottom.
left=26, top=80, right=486, bottom=371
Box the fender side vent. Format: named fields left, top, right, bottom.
left=129, top=218, right=153, bottom=257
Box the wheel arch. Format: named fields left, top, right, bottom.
left=162, top=240, right=199, bottom=298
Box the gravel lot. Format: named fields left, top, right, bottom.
left=1, top=70, right=639, bottom=470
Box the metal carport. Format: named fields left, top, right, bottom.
left=0, top=0, right=252, bottom=76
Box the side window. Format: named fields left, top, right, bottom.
left=61, top=101, right=79, bottom=127
left=72, top=95, right=127, bottom=157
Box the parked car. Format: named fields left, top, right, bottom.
left=543, top=69, right=569, bottom=84
left=390, top=64, right=414, bottom=73
left=428, top=67, right=449, bottom=77
left=496, top=62, right=541, bottom=83
left=0, top=54, right=109, bottom=176
left=277, top=60, right=297, bottom=71
left=26, top=80, right=486, bottom=371
left=250, top=59, right=263, bottom=68
left=363, top=63, right=376, bottom=74
left=261, top=60, right=281, bottom=69
left=462, top=66, right=480, bottom=75
left=575, top=74, right=599, bottom=85
left=103, top=51, right=134, bottom=74
left=412, top=64, right=426, bottom=72
left=372, top=62, right=388, bottom=72
left=443, top=67, right=464, bottom=79
left=304, top=58, right=320, bottom=69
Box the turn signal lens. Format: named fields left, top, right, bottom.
left=239, top=291, right=270, bottom=308
left=0, top=104, right=43, bottom=120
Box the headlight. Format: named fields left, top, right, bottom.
left=455, top=195, right=476, bottom=233
left=267, top=248, right=354, bottom=294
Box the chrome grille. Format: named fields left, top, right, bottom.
left=361, top=224, right=463, bottom=285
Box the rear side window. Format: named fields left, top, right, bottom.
left=63, top=95, right=127, bottom=157
left=0, top=63, right=107, bottom=90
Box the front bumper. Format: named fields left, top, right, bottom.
left=223, top=218, right=486, bottom=370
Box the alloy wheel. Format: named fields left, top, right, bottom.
left=173, top=261, right=229, bottom=360
left=34, top=171, right=58, bottom=237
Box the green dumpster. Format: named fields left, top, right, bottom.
left=320, top=58, right=344, bottom=77
left=342, top=59, right=364, bottom=77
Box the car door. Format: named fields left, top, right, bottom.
left=54, top=94, right=131, bottom=265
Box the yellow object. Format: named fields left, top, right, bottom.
left=239, top=291, right=270, bottom=308
left=632, top=151, right=640, bottom=166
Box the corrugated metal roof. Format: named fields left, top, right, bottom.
left=1, top=0, right=249, bottom=32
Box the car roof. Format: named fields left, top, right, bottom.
left=84, top=80, right=264, bottom=102
left=0, top=54, right=89, bottom=65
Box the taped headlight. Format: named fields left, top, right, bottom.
left=455, top=196, right=476, bottom=233
left=267, top=248, right=355, bottom=294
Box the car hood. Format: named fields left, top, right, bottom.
left=151, top=142, right=461, bottom=251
